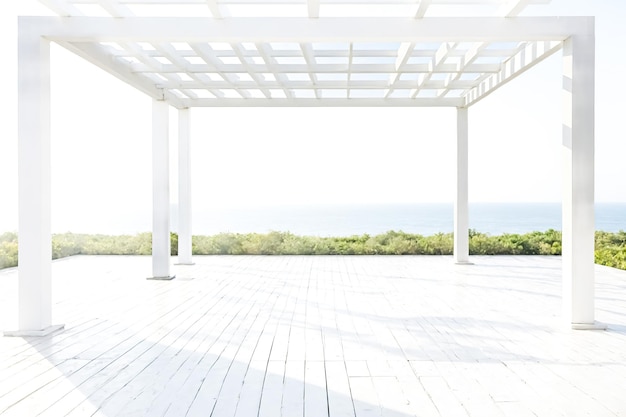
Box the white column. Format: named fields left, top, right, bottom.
left=562, top=32, right=603, bottom=329
left=177, top=108, right=193, bottom=265
left=7, top=22, right=63, bottom=336
left=454, top=107, right=471, bottom=264
left=150, top=99, right=174, bottom=280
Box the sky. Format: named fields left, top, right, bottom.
left=0, top=0, right=625, bottom=234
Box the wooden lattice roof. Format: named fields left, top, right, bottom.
left=30, top=0, right=579, bottom=108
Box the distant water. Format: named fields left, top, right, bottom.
left=180, top=203, right=626, bottom=237
left=7, top=202, right=621, bottom=236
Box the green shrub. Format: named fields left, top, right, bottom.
left=2, top=229, right=626, bottom=272
left=594, top=230, right=626, bottom=270
left=193, top=233, right=244, bottom=255
left=52, top=233, right=83, bottom=259
left=595, top=246, right=626, bottom=270
left=0, top=232, right=19, bottom=269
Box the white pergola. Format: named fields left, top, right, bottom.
left=13, top=0, right=601, bottom=336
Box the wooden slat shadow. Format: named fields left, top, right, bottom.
left=2, top=255, right=626, bottom=416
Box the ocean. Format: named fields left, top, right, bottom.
left=6, top=202, right=620, bottom=236
left=173, top=202, right=626, bottom=237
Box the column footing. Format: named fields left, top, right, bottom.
left=571, top=322, right=607, bottom=331
left=4, top=324, right=64, bottom=337
left=454, top=261, right=474, bottom=265
left=175, top=262, right=195, bottom=266
left=147, top=275, right=176, bottom=281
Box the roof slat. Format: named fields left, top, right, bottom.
left=28, top=1, right=571, bottom=108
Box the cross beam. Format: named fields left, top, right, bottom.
left=27, top=16, right=589, bottom=43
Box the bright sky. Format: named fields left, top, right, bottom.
left=1, top=1, right=625, bottom=233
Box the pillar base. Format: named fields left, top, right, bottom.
left=454, top=261, right=474, bottom=265
left=175, top=262, right=195, bottom=266
left=147, top=275, right=176, bottom=281
left=4, top=324, right=64, bottom=337
left=571, top=322, right=607, bottom=331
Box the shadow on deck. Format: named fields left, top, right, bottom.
left=2, top=255, right=626, bottom=416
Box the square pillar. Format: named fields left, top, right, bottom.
left=454, top=107, right=471, bottom=264
left=177, top=108, right=193, bottom=265
left=6, top=20, right=63, bottom=336
left=150, top=99, right=175, bottom=280
left=562, top=28, right=603, bottom=329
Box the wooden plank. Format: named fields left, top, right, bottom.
left=179, top=350, right=231, bottom=417
left=233, top=360, right=266, bottom=417
left=419, top=376, right=469, bottom=417
left=282, top=360, right=305, bottom=417
left=0, top=358, right=90, bottom=416
left=60, top=282, right=227, bottom=416
left=326, top=361, right=355, bottom=417
left=258, top=360, right=285, bottom=417
left=389, top=360, right=440, bottom=417
left=371, top=377, right=414, bottom=417
left=345, top=361, right=369, bottom=377
left=3, top=255, right=626, bottom=417
left=208, top=360, right=249, bottom=417
left=349, top=377, right=381, bottom=417
left=304, top=360, right=328, bottom=417
left=115, top=281, right=245, bottom=416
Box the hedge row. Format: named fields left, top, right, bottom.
left=1, top=230, right=625, bottom=270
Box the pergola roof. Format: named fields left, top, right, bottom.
left=33, top=0, right=570, bottom=108
left=41, top=0, right=550, bottom=18
left=14, top=0, right=601, bottom=334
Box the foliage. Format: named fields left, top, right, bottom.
left=1, top=229, right=626, bottom=271
left=0, top=232, right=18, bottom=270
left=192, top=229, right=560, bottom=256
left=469, top=229, right=562, bottom=255
left=594, top=230, right=626, bottom=270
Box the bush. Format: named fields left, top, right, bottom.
left=595, top=246, right=626, bottom=270
left=0, top=233, right=18, bottom=269
left=52, top=233, right=83, bottom=259
left=594, top=230, right=626, bottom=270
left=1, top=229, right=626, bottom=272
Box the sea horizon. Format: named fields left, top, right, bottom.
left=178, top=202, right=625, bottom=237
left=3, top=201, right=621, bottom=237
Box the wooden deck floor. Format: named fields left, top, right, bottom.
left=2, top=255, right=626, bottom=417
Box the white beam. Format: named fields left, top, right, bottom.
left=231, top=43, right=272, bottom=99
left=8, top=21, right=64, bottom=336
left=130, top=62, right=503, bottom=74
left=178, top=97, right=465, bottom=107
left=498, top=0, right=534, bottom=17
left=308, top=0, right=320, bottom=18
left=111, top=46, right=521, bottom=60
left=157, top=79, right=478, bottom=90
left=38, top=0, right=84, bottom=16
left=562, top=31, right=603, bottom=330
left=463, top=42, right=486, bottom=68
left=150, top=100, right=175, bottom=280
left=189, top=43, right=240, bottom=98
left=257, top=43, right=295, bottom=100
left=152, top=42, right=224, bottom=100
left=464, top=40, right=562, bottom=106
left=98, top=0, right=134, bottom=17
left=395, top=42, right=414, bottom=72
left=42, top=0, right=550, bottom=6
left=177, top=108, right=193, bottom=265
left=412, top=41, right=457, bottom=99
left=205, top=0, right=224, bottom=18
left=413, top=0, right=432, bottom=18
left=386, top=42, right=414, bottom=95
left=300, top=43, right=320, bottom=98
left=454, top=107, right=470, bottom=264
left=56, top=41, right=186, bottom=108
left=32, top=16, right=591, bottom=43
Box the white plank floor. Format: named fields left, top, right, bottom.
left=2, top=255, right=626, bottom=417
